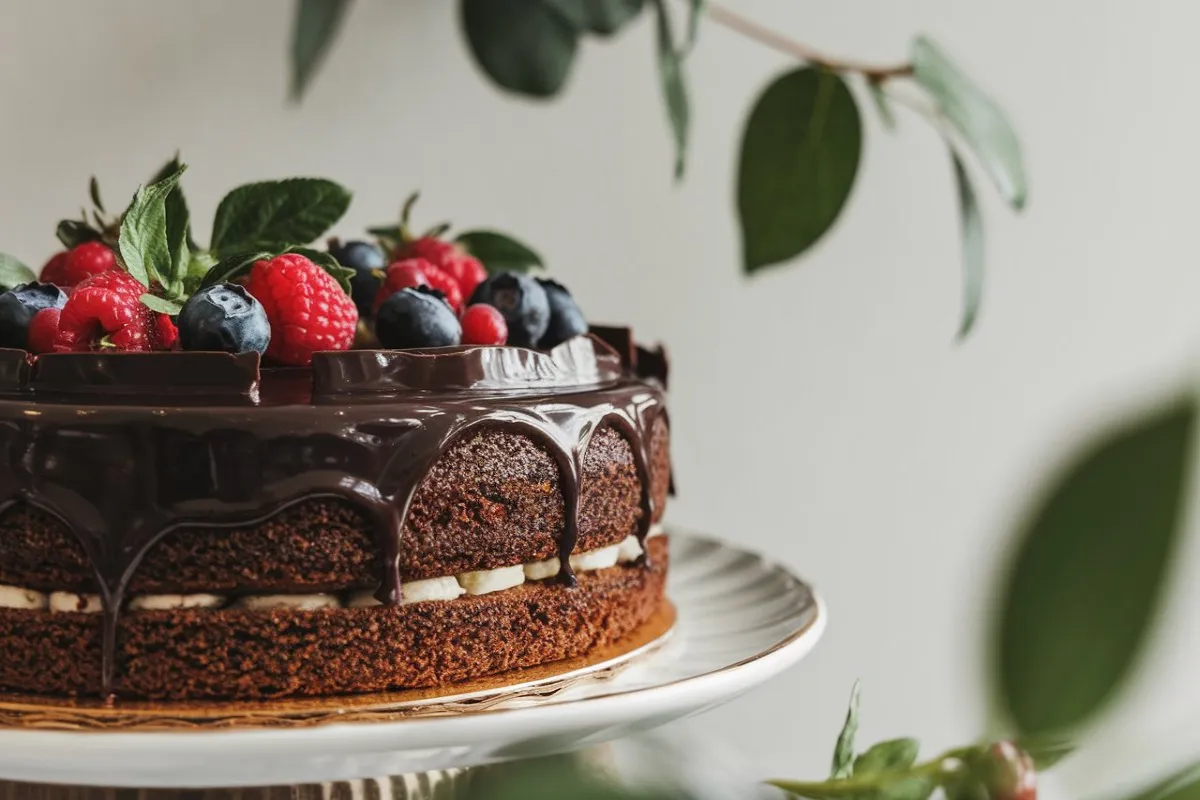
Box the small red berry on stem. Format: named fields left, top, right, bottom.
left=39, top=252, right=69, bottom=286
left=460, top=303, right=508, bottom=346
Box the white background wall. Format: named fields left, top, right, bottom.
left=2, top=1, right=1200, bottom=793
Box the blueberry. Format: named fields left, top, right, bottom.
left=328, top=239, right=387, bottom=317
left=468, top=272, right=549, bottom=347
left=536, top=278, right=587, bottom=348
left=0, top=282, right=67, bottom=349
left=376, top=286, right=462, bottom=349
left=177, top=283, right=271, bottom=354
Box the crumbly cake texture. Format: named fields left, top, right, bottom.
left=0, top=538, right=667, bottom=700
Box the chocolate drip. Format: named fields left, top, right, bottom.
left=0, top=338, right=666, bottom=695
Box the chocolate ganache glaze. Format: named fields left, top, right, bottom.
left=0, top=333, right=666, bottom=694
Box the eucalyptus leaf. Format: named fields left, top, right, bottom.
left=56, top=219, right=102, bottom=250
left=831, top=681, right=861, bottom=779
left=288, top=246, right=355, bottom=294
left=951, top=150, right=984, bottom=338
left=652, top=0, right=689, bottom=179
left=993, top=394, right=1196, bottom=743
left=210, top=178, right=351, bottom=255
left=460, top=0, right=579, bottom=98
left=853, top=738, right=920, bottom=776
left=868, top=81, right=896, bottom=131
left=0, top=253, right=36, bottom=290
left=139, top=294, right=183, bottom=316
left=290, top=0, right=353, bottom=101
left=738, top=68, right=862, bottom=274
left=118, top=164, right=187, bottom=288
left=911, top=35, right=1027, bottom=210
left=455, top=230, right=544, bottom=274
left=550, top=0, right=644, bottom=35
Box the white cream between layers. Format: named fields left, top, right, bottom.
left=457, top=564, right=525, bottom=596
left=128, top=594, right=226, bottom=611
left=346, top=576, right=466, bottom=608
left=525, top=535, right=644, bottom=581
left=235, top=594, right=341, bottom=611
left=0, top=584, right=47, bottom=610
left=49, top=592, right=103, bottom=614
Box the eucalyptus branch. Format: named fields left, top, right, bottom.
left=700, top=1, right=913, bottom=81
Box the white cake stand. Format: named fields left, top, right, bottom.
left=0, top=533, right=825, bottom=789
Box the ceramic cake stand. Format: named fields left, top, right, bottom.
left=0, top=533, right=825, bottom=794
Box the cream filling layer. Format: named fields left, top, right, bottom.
left=3, top=532, right=656, bottom=613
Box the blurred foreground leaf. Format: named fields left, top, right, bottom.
left=460, top=0, right=579, bottom=97
left=290, top=0, right=352, bottom=101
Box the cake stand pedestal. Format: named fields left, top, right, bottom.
left=0, top=534, right=824, bottom=792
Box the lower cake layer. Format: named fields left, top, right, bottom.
left=0, top=537, right=668, bottom=701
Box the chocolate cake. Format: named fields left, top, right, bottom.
left=0, top=335, right=671, bottom=701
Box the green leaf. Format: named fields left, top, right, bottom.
left=950, top=150, right=984, bottom=338
left=0, top=253, right=36, bottom=289
left=152, top=153, right=198, bottom=258
left=831, top=681, right=861, bottom=779
left=288, top=246, right=355, bottom=294
left=210, top=178, right=352, bottom=255
left=911, top=35, right=1027, bottom=210
left=456, top=230, right=544, bottom=274
left=290, top=0, right=353, bottom=101
left=867, top=80, right=896, bottom=131
left=738, top=68, right=862, bottom=274
left=683, top=0, right=704, bottom=53
left=197, top=251, right=271, bottom=291
left=460, top=0, right=580, bottom=98
left=992, top=394, right=1196, bottom=744
left=873, top=776, right=937, bottom=800
left=118, top=163, right=187, bottom=288
left=652, top=0, right=689, bottom=179
left=1123, top=765, right=1200, bottom=800
left=139, top=294, right=183, bottom=315
left=56, top=219, right=103, bottom=249
left=183, top=251, right=218, bottom=295
left=549, top=0, right=644, bottom=36
left=89, top=176, right=105, bottom=214
left=853, top=739, right=920, bottom=776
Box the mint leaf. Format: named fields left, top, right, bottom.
left=140, top=294, right=183, bottom=315
left=56, top=219, right=103, bottom=249
left=853, top=739, right=920, bottom=776
left=117, top=164, right=187, bottom=288
left=0, top=253, right=35, bottom=289
left=210, top=178, right=351, bottom=255
left=288, top=246, right=354, bottom=294
left=456, top=230, right=544, bottom=274
left=198, top=251, right=271, bottom=291
left=290, top=0, right=353, bottom=101
left=831, top=681, right=861, bottom=779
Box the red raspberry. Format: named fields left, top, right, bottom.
left=373, top=259, right=430, bottom=313
left=53, top=271, right=149, bottom=352
left=244, top=253, right=358, bottom=366
left=40, top=252, right=69, bottom=285
left=396, top=237, right=485, bottom=301
left=154, top=313, right=179, bottom=351
left=58, top=242, right=117, bottom=287
left=460, top=304, right=507, bottom=345
left=395, top=236, right=457, bottom=265
left=444, top=254, right=488, bottom=299
left=421, top=264, right=463, bottom=313
left=27, top=308, right=61, bottom=354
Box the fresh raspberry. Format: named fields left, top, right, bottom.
left=395, top=236, right=458, bottom=266
left=244, top=253, right=357, bottom=365
left=40, top=252, right=69, bottom=285
left=421, top=263, right=463, bottom=313
left=58, top=242, right=117, bottom=287
left=373, top=259, right=430, bottom=313
left=154, top=313, right=179, bottom=351
left=397, top=237, right=486, bottom=301
left=460, top=304, right=508, bottom=345
left=444, top=254, right=488, bottom=299
left=53, top=271, right=149, bottom=352
left=27, top=308, right=61, bottom=354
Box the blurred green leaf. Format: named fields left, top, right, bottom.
left=993, top=394, right=1196, bottom=744
left=455, top=230, right=543, bottom=274
left=854, top=738, right=920, bottom=776
left=290, top=0, right=352, bottom=101
left=867, top=81, right=896, bottom=131
left=460, top=0, right=579, bottom=98
left=652, top=0, right=689, bottom=178
left=950, top=149, right=984, bottom=338
left=89, top=176, right=105, bottom=214
left=831, top=681, right=861, bottom=779
left=460, top=756, right=686, bottom=800
left=55, top=219, right=102, bottom=250
left=682, top=0, right=704, bottom=53
left=911, top=35, right=1027, bottom=210
left=0, top=253, right=35, bottom=290
left=1123, top=765, right=1200, bottom=800
left=550, top=0, right=644, bottom=35
left=738, top=67, right=862, bottom=274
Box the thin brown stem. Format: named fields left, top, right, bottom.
left=701, top=2, right=913, bottom=81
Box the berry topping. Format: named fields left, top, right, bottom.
left=468, top=271, right=550, bottom=347
left=53, top=271, right=163, bottom=353
left=52, top=242, right=117, bottom=287
left=39, top=252, right=69, bottom=286
left=444, top=254, right=488, bottom=300
left=460, top=303, right=508, bottom=346
left=395, top=236, right=488, bottom=301
left=328, top=239, right=387, bottom=318
left=421, top=263, right=464, bottom=313
left=536, top=278, right=587, bottom=348
left=243, top=252, right=357, bottom=366
left=376, top=286, right=462, bottom=349
left=0, top=282, right=69, bottom=350
left=178, top=283, right=271, bottom=355
left=27, top=308, right=60, bottom=354
left=373, top=259, right=431, bottom=313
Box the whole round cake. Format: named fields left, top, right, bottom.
left=0, top=166, right=673, bottom=701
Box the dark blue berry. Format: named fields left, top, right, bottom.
left=536, top=278, right=587, bottom=348
left=468, top=271, right=549, bottom=347
left=178, top=283, right=271, bottom=354
left=0, top=282, right=67, bottom=349
left=328, top=239, right=387, bottom=317
left=376, top=286, right=462, bottom=349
